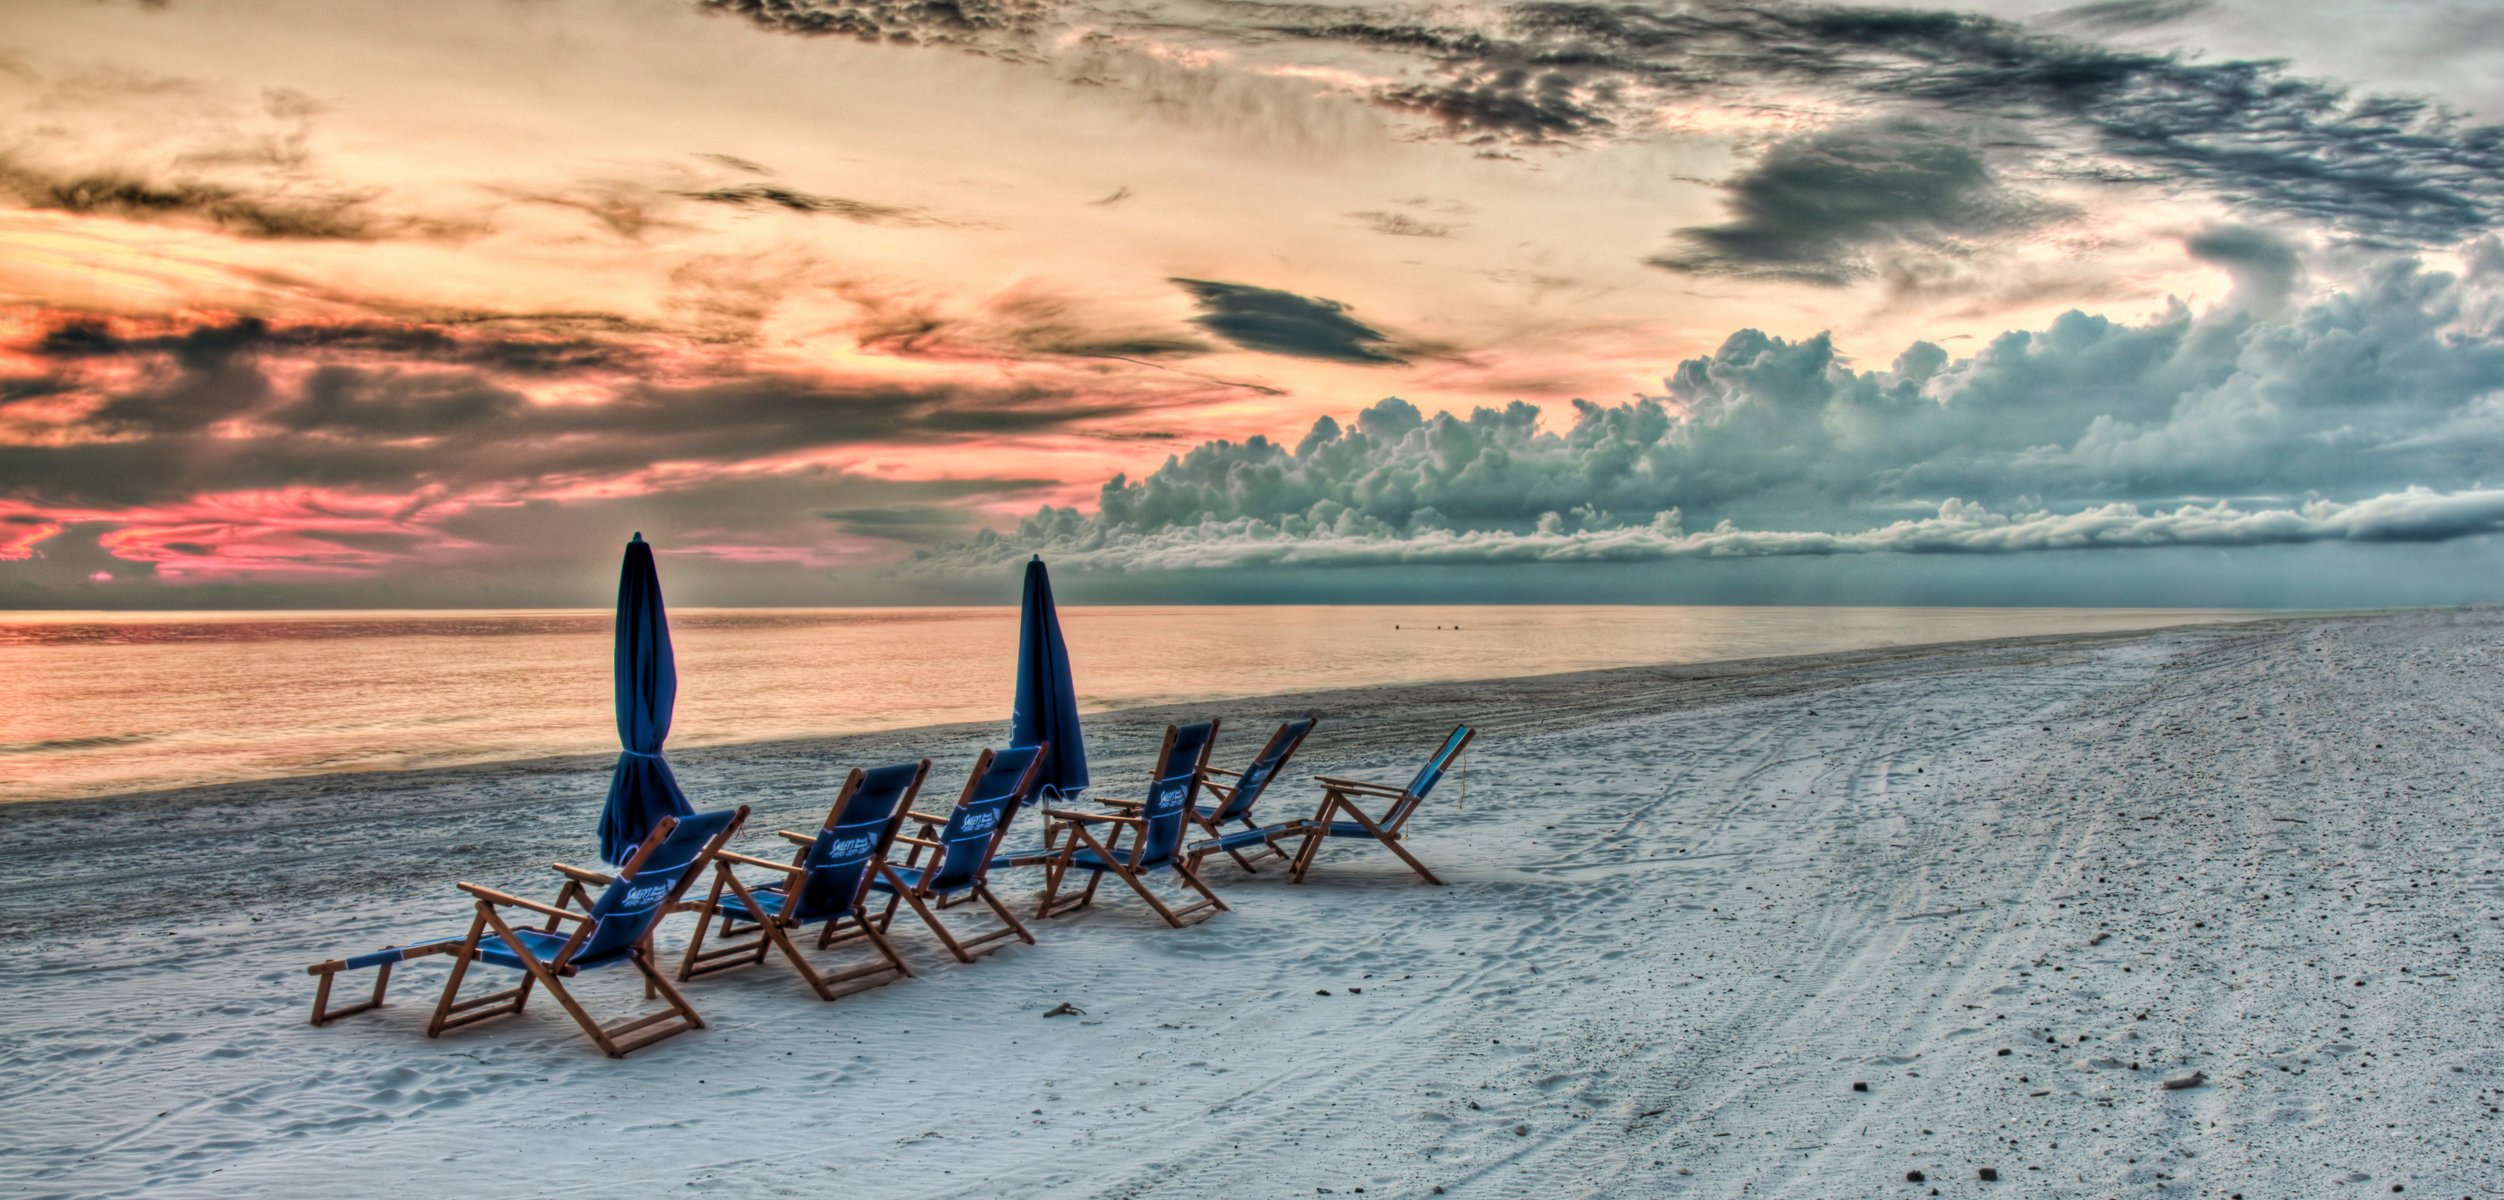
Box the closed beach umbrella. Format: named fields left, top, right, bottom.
left=1011, top=555, right=1088, bottom=806
left=597, top=532, right=694, bottom=865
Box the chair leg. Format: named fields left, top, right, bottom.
left=765, top=911, right=911, bottom=1001
left=896, top=886, right=974, bottom=963
left=676, top=872, right=730, bottom=980
left=1287, top=827, right=1325, bottom=883
left=1171, top=858, right=1231, bottom=918
left=1033, top=853, right=1068, bottom=919
left=1373, top=832, right=1445, bottom=885
left=974, top=883, right=1038, bottom=947
left=309, top=962, right=392, bottom=1025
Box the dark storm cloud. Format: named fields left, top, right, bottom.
left=1650, top=119, right=2072, bottom=285
left=0, top=314, right=1185, bottom=509
left=2184, top=223, right=2303, bottom=309
left=1377, top=67, right=1613, bottom=141
left=1261, top=0, right=2504, bottom=245
left=817, top=503, right=990, bottom=544
left=691, top=0, right=2504, bottom=245
left=33, top=315, right=648, bottom=376
left=1169, top=278, right=1405, bottom=364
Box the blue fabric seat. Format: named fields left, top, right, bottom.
left=1200, top=824, right=1308, bottom=852
left=1311, top=820, right=1381, bottom=840
left=471, top=927, right=633, bottom=972
left=706, top=884, right=787, bottom=922
left=870, top=863, right=977, bottom=897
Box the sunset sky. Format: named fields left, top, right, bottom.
left=5, top=0, right=2503, bottom=607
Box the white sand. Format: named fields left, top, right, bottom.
left=3, top=610, right=2500, bottom=1198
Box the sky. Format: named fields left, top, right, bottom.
left=3, top=0, right=2503, bottom=608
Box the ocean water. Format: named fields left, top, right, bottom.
left=0, top=605, right=2257, bottom=804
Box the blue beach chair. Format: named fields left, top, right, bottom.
left=1289, top=725, right=1474, bottom=885
left=676, top=761, right=928, bottom=999
left=1181, top=716, right=1318, bottom=874
left=305, top=806, right=748, bottom=1057
left=1032, top=721, right=1229, bottom=927
left=868, top=745, right=1046, bottom=962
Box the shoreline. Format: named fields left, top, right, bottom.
left=0, top=611, right=2317, bottom=818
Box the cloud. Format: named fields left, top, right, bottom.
left=1651, top=119, right=2074, bottom=285
left=1376, top=67, right=1613, bottom=142
left=0, top=74, right=481, bottom=242
left=817, top=502, right=987, bottom=544
left=2044, top=0, right=2212, bottom=33
left=678, top=183, right=937, bottom=225
left=694, top=0, right=1056, bottom=50
left=0, top=151, right=456, bottom=241
left=2184, top=222, right=2304, bottom=312
left=1170, top=278, right=1406, bottom=364
left=1262, top=0, right=2504, bottom=246
left=0, top=308, right=1192, bottom=590
left=910, top=487, right=2504, bottom=571
left=1349, top=210, right=1458, bottom=238
left=911, top=240, right=2504, bottom=571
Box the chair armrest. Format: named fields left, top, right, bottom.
left=716, top=849, right=802, bottom=874
left=1201, top=765, right=1242, bottom=778
left=1096, top=796, right=1144, bottom=809
left=459, top=883, right=588, bottom=923
left=549, top=862, right=614, bottom=887
left=894, top=834, right=945, bottom=850
left=907, top=809, right=956, bottom=826
left=778, top=829, right=816, bottom=847
left=1045, top=809, right=1135, bottom=825
left=1314, top=775, right=1405, bottom=797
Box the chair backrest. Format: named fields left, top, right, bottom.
left=1132, top=720, right=1218, bottom=867
left=924, top=744, right=1045, bottom=892
left=1207, top=717, right=1315, bottom=823
left=787, top=760, right=926, bottom=921
left=562, top=806, right=746, bottom=968
left=1389, top=725, right=1475, bottom=825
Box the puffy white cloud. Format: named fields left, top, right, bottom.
left=911, top=488, right=2504, bottom=571
left=913, top=240, right=2504, bottom=573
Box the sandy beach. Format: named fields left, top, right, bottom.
left=4, top=608, right=2500, bottom=1199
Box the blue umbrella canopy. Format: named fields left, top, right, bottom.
left=597, top=532, right=694, bottom=865
left=1010, top=555, right=1088, bottom=806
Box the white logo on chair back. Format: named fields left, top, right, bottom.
left=622, top=882, right=671, bottom=910
left=960, top=809, right=999, bottom=835
left=1150, top=781, right=1187, bottom=814
left=822, top=834, right=875, bottom=861
left=1239, top=764, right=1272, bottom=794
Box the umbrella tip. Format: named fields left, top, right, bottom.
left=631, top=531, right=644, bottom=543
left=1031, top=554, right=1041, bottom=563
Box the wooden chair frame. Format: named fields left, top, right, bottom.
left=675, top=763, right=926, bottom=1000
left=872, top=747, right=1044, bottom=963
left=1033, top=722, right=1230, bottom=928
left=1289, top=726, right=1474, bottom=886
left=306, top=807, right=748, bottom=1058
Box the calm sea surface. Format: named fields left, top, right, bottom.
left=0, top=605, right=2258, bottom=804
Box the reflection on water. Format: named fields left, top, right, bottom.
left=0, top=605, right=2255, bottom=804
